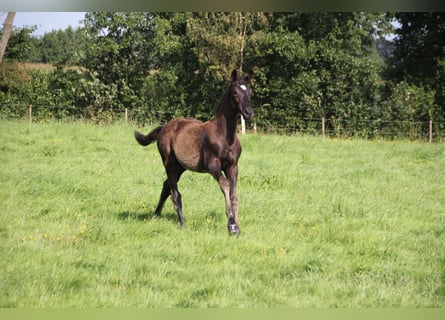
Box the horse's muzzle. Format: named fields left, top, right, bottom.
left=242, top=108, right=254, bottom=120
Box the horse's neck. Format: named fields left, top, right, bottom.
left=214, top=93, right=238, bottom=145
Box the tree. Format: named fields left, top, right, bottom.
left=82, top=12, right=156, bottom=110
left=271, top=13, right=393, bottom=57
left=245, top=13, right=388, bottom=134
left=186, top=12, right=268, bottom=122
left=6, top=26, right=39, bottom=62
left=140, top=13, right=190, bottom=122
left=247, top=26, right=309, bottom=128
left=389, top=13, right=445, bottom=82
left=0, top=15, right=37, bottom=95
left=39, top=27, right=87, bottom=66
left=387, top=12, right=445, bottom=122
left=0, top=12, right=16, bottom=63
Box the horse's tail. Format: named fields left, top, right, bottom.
left=134, top=126, right=163, bottom=146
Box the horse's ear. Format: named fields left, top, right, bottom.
left=246, top=70, right=254, bottom=84
left=231, top=69, right=238, bottom=82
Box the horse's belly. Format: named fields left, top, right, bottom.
left=175, top=143, right=201, bottom=171
left=171, top=123, right=203, bottom=172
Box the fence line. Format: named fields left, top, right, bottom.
left=6, top=105, right=445, bottom=143
left=252, top=115, right=445, bottom=142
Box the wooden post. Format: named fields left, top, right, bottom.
left=125, top=108, right=128, bottom=123
left=28, top=105, right=32, bottom=124
left=429, top=120, right=433, bottom=143
left=322, top=117, right=325, bottom=138
left=241, top=115, right=246, bottom=135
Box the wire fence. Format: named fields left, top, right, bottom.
left=3, top=104, right=445, bottom=143
left=254, top=116, right=445, bottom=142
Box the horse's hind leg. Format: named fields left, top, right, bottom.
left=166, top=162, right=186, bottom=226
left=171, top=185, right=184, bottom=227
left=154, top=180, right=170, bottom=217
left=169, top=177, right=185, bottom=227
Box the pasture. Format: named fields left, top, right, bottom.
left=0, top=120, right=444, bottom=307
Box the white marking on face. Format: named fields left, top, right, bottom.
left=240, top=85, right=247, bottom=91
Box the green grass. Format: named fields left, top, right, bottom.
left=0, top=120, right=444, bottom=307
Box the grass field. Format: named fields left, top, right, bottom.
left=0, top=120, right=444, bottom=307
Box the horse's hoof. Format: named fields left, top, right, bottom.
left=228, top=224, right=241, bottom=236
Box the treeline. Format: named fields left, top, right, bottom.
left=1, top=12, right=444, bottom=137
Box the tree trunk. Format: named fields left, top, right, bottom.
left=0, top=12, right=16, bottom=64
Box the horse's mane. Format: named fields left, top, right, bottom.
left=215, top=85, right=232, bottom=115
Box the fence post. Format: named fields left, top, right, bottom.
left=429, top=120, right=433, bottom=143
left=322, top=117, right=325, bottom=138
left=241, top=115, right=246, bottom=135
left=125, top=108, right=128, bottom=123
left=28, top=105, right=32, bottom=124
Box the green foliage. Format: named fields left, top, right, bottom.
left=247, top=28, right=309, bottom=127
left=378, top=82, right=436, bottom=139
left=142, top=68, right=185, bottom=123
left=383, top=82, right=435, bottom=121
left=82, top=12, right=154, bottom=110
left=0, top=65, right=87, bottom=121
left=0, top=61, right=29, bottom=94
left=4, top=26, right=39, bottom=62
left=388, top=13, right=445, bottom=122
left=4, top=25, right=86, bottom=66
left=1, top=121, right=444, bottom=306
left=272, top=13, right=393, bottom=56
left=2, top=12, right=444, bottom=137
left=188, top=13, right=264, bottom=79
left=77, top=70, right=119, bottom=111
left=40, top=27, right=87, bottom=66
left=248, top=25, right=383, bottom=134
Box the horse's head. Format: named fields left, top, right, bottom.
left=230, top=69, right=254, bottom=120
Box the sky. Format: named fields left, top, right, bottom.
left=2, top=12, right=86, bottom=36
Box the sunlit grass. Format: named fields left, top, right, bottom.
left=0, top=120, right=444, bottom=307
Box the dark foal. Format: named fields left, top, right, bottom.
left=134, top=69, right=254, bottom=235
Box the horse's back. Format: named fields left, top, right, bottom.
left=158, top=118, right=205, bottom=172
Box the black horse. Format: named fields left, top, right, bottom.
left=134, top=69, right=254, bottom=235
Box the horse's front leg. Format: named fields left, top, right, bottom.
left=225, top=164, right=239, bottom=226
left=208, top=160, right=240, bottom=235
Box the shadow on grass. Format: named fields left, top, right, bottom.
left=117, top=210, right=179, bottom=224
